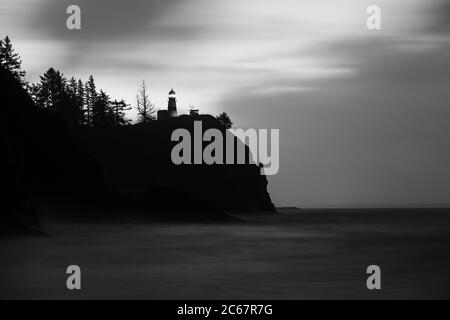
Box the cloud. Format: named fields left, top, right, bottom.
left=26, top=0, right=226, bottom=71
left=220, top=32, right=450, bottom=207
left=428, top=0, right=450, bottom=33
left=32, top=0, right=181, bottom=41
left=3, top=0, right=450, bottom=206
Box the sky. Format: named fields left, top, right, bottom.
left=1, top=0, right=449, bottom=207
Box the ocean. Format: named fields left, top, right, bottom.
left=1, top=209, right=450, bottom=299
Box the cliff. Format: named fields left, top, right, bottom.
left=0, top=66, right=275, bottom=228
left=0, top=67, right=108, bottom=229
left=74, top=114, right=275, bottom=214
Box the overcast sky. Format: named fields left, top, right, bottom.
left=1, top=0, right=449, bottom=207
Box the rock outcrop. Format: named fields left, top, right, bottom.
left=75, top=114, right=275, bottom=214
left=1, top=66, right=275, bottom=228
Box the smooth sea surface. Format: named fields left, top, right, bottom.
left=1, top=209, right=450, bottom=299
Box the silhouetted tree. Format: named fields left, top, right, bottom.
left=84, top=75, right=97, bottom=126
left=0, top=36, right=26, bottom=86
left=35, top=68, right=67, bottom=110
left=136, top=80, right=155, bottom=123
left=92, top=90, right=114, bottom=127
left=216, top=112, right=233, bottom=129
left=66, top=77, right=85, bottom=125
left=76, top=79, right=86, bottom=124
left=111, top=99, right=131, bottom=126
left=28, top=82, right=43, bottom=106
left=30, top=69, right=83, bottom=125
left=67, top=77, right=78, bottom=99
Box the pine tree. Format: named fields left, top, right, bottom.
left=92, top=90, right=113, bottom=127
left=32, top=68, right=82, bottom=125
left=77, top=79, right=86, bottom=125
left=36, top=68, right=67, bottom=110
left=66, top=77, right=84, bottom=125
left=67, top=77, right=78, bottom=97
left=28, top=82, right=44, bottom=108
left=27, top=69, right=130, bottom=127
left=111, top=99, right=131, bottom=126
left=84, top=75, right=97, bottom=126
left=0, top=36, right=26, bottom=86
left=136, top=80, right=155, bottom=123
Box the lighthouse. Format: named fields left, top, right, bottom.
left=168, top=89, right=177, bottom=117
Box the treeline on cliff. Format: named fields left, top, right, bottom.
left=1, top=36, right=233, bottom=129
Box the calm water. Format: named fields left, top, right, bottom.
left=1, top=210, right=450, bottom=299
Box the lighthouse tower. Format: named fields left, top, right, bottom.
left=168, top=89, right=177, bottom=117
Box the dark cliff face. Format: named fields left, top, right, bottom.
left=1, top=66, right=275, bottom=225
left=74, top=115, right=275, bottom=214
left=1, top=67, right=107, bottom=226
left=0, top=69, right=106, bottom=196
